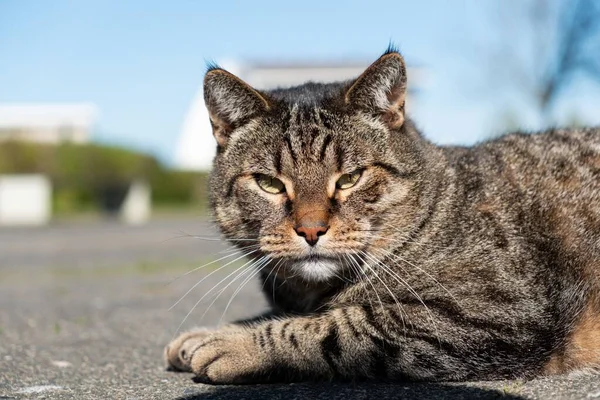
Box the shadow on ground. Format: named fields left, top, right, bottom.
left=176, top=381, right=524, bottom=400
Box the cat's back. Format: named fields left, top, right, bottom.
left=477, top=127, right=600, bottom=202
left=483, top=128, right=600, bottom=373
left=445, top=127, right=600, bottom=203
left=440, top=127, right=600, bottom=275
left=444, top=126, right=600, bottom=281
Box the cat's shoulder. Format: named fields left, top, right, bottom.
left=479, top=126, right=600, bottom=150
left=441, top=126, right=600, bottom=164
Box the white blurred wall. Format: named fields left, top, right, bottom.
left=120, top=180, right=151, bottom=225
left=174, top=61, right=423, bottom=171
left=0, top=175, right=52, bottom=226
left=0, top=104, right=98, bottom=144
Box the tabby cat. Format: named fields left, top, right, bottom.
left=165, top=48, right=600, bottom=384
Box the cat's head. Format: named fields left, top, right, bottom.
left=205, top=50, right=432, bottom=282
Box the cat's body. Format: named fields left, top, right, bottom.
left=165, top=49, right=600, bottom=383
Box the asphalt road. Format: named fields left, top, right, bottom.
left=0, top=218, right=228, bottom=269
left=1, top=219, right=599, bottom=399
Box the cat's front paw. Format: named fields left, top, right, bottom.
left=165, top=328, right=214, bottom=372
left=190, top=329, right=266, bottom=384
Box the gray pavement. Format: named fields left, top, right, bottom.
left=0, top=219, right=599, bottom=399
left=0, top=218, right=228, bottom=270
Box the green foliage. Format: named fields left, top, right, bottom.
left=0, top=141, right=208, bottom=214
left=151, top=167, right=209, bottom=205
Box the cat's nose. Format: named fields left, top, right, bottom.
left=295, top=224, right=329, bottom=246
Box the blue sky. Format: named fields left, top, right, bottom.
left=1, top=0, right=599, bottom=164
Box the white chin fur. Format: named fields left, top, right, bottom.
left=291, top=259, right=340, bottom=282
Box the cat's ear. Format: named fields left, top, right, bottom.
left=345, top=50, right=407, bottom=129
left=204, top=67, right=270, bottom=147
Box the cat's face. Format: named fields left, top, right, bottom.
left=206, top=51, right=424, bottom=281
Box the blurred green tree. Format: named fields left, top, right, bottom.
left=0, top=141, right=208, bottom=215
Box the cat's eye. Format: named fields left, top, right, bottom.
left=255, top=174, right=286, bottom=194
left=336, top=170, right=362, bottom=190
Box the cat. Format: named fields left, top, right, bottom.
left=165, top=47, right=600, bottom=384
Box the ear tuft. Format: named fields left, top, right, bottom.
left=205, top=59, right=221, bottom=74
left=345, top=51, right=407, bottom=129
left=384, top=41, right=400, bottom=56
left=203, top=68, right=270, bottom=147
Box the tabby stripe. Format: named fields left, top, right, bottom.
left=371, top=162, right=412, bottom=178
left=329, top=197, right=340, bottom=213
left=289, top=333, right=299, bottom=348
left=257, top=331, right=266, bottom=349
left=313, top=323, right=322, bottom=334
left=319, top=110, right=333, bottom=130
left=368, top=333, right=401, bottom=378
left=396, top=297, right=508, bottom=335
left=366, top=305, right=463, bottom=359
left=265, top=323, right=275, bottom=347
left=280, top=321, right=291, bottom=339
left=341, top=308, right=361, bottom=339
left=369, top=334, right=401, bottom=358
left=370, top=349, right=388, bottom=378
left=284, top=199, right=293, bottom=216
left=226, top=174, right=243, bottom=197
left=284, top=135, right=297, bottom=164
left=319, top=134, right=332, bottom=161
left=399, top=177, right=443, bottom=250
left=418, top=300, right=519, bottom=335
left=362, top=306, right=396, bottom=342
left=406, top=333, right=463, bottom=359
left=320, top=323, right=341, bottom=372
left=308, top=127, right=318, bottom=151
left=364, top=193, right=382, bottom=204
left=313, top=108, right=322, bottom=125
left=335, top=144, right=345, bottom=172
left=362, top=181, right=383, bottom=204
left=387, top=307, right=408, bottom=330
left=279, top=113, right=290, bottom=136
left=274, top=147, right=282, bottom=175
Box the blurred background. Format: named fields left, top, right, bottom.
left=2, top=3, right=600, bottom=394
left=1, top=0, right=600, bottom=274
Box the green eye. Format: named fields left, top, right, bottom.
left=256, top=174, right=286, bottom=194
left=336, top=170, right=362, bottom=190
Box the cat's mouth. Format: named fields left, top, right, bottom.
left=306, top=253, right=337, bottom=261
left=285, top=254, right=343, bottom=282
left=286, top=253, right=338, bottom=264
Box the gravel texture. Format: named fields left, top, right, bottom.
left=0, top=219, right=599, bottom=399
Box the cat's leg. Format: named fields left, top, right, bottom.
left=185, top=304, right=525, bottom=384
left=164, top=311, right=276, bottom=372
left=165, top=328, right=214, bottom=371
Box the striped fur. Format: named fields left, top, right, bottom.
left=165, top=50, right=600, bottom=384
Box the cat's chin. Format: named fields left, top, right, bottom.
left=288, top=256, right=341, bottom=282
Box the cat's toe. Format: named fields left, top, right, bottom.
left=165, top=329, right=212, bottom=372
left=190, top=330, right=264, bottom=384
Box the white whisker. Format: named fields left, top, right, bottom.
left=199, top=256, right=270, bottom=324
left=353, top=252, right=392, bottom=317
left=172, top=231, right=260, bottom=242
left=172, top=255, right=261, bottom=338
left=361, top=250, right=439, bottom=342
left=165, top=250, right=243, bottom=286
left=218, top=257, right=272, bottom=325
left=168, top=249, right=260, bottom=311
left=373, top=247, right=460, bottom=306
left=355, top=251, right=408, bottom=330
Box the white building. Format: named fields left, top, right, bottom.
left=174, top=61, right=423, bottom=171
left=0, top=103, right=98, bottom=144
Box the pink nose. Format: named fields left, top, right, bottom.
left=295, top=224, right=329, bottom=246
